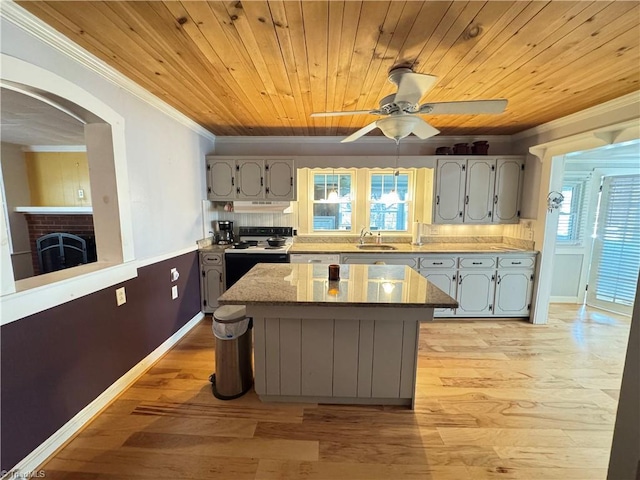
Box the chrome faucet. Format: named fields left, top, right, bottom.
left=359, top=227, right=373, bottom=245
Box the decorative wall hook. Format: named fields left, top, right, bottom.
left=547, top=191, right=564, bottom=213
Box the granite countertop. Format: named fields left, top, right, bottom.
left=289, top=242, right=534, bottom=254
left=217, top=263, right=458, bottom=308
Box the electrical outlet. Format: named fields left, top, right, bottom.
left=78, top=188, right=84, bottom=199
left=171, top=285, right=178, bottom=300
left=116, top=287, right=126, bottom=306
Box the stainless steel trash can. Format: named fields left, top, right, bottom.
left=210, top=305, right=253, bottom=400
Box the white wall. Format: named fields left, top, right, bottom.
left=0, top=142, right=33, bottom=279
left=0, top=142, right=30, bottom=251
left=1, top=17, right=215, bottom=262
left=0, top=12, right=214, bottom=318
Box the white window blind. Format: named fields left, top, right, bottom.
left=592, top=174, right=640, bottom=307
left=557, top=174, right=591, bottom=245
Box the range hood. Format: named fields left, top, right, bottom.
left=233, top=201, right=292, bottom=213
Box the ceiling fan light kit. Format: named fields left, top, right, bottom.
left=312, top=67, right=508, bottom=144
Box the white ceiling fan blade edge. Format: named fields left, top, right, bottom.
left=395, top=73, right=438, bottom=105
left=420, top=99, right=508, bottom=115
left=341, top=121, right=379, bottom=143
left=412, top=118, right=440, bottom=139
left=311, top=110, right=378, bottom=117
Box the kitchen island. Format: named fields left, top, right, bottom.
left=217, top=263, right=457, bottom=408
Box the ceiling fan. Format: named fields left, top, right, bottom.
left=311, top=67, right=507, bottom=143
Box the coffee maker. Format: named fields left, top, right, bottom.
left=213, top=220, right=235, bottom=244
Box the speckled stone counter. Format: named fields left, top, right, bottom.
left=288, top=242, right=533, bottom=254
left=218, top=263, right=456, bottom=409
left=217, top=263, right=457, bottom=308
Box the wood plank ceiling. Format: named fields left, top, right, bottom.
left=16, top=1, right=640, bottom=138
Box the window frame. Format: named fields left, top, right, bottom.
left=366, top=169, right=414, bottom=232
left=556, top=175, right=590, bottom=246
left=308, top=168, right=356, bottom=233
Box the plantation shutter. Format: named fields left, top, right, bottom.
left=557, top=174, right=591, bottom=245
left=587, top=174, right=640, bottom=313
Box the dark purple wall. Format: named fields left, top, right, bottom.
left=1, top=251, right=201, bottom=471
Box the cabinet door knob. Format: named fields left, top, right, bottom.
left=459, top=211, right=463, bottom=217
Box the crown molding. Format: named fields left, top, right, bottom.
left=512, top=91, right=640, bottom=141
left=215, top=134, right=512, bottom=145
left=0, top=1, right=216, bottom=143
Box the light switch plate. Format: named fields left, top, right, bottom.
left=171, top=285, right=178, bottom=300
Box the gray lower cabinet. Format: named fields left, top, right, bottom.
left=457, top=269, right=496, bottom=316
left=200, top=252, right=225, bottom=313
left=494, top=255, right=536, bottom=316
left=418, top=253, right=536, bottom=318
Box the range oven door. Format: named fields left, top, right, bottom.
left=225, top=253, right=289, bottom=289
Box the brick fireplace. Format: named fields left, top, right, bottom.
left=24, top=214, right=95, bottom=275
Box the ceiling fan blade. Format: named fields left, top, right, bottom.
left=341, top=121, right=379, bottom=143
left=311, top=110, right=379, bottom=117
left=412, top=118, right=440, bottom=139
left=420, top=99, right=508, bottom=115
left=394, top=73, right=438, bottom=105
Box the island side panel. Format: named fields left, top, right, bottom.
left=357, top=321, right=374, bottom=398
left=371, top=321, right=404, bottom=398
left=279, top=318, right=302, bottom=396
left=399, top=321, right=419, bottom=399
left=333, top=320, right=360, bottom=397
left=253, top=317, right=266, bottom=395
left=301, top=320, right=334, bottom=396
left=264, top=318, right=280, bottom=395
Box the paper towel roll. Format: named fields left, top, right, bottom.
left=411, top=221, right=421, bottom=245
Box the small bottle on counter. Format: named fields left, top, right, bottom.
left=376, top=232, right=382, bottom=244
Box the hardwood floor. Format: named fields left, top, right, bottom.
left=39, top=304, right=631, bottom=479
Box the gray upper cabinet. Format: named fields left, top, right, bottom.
left=207, top=159, right=236, bottom=200
left=433, top=156, right=524, bottom=224
left=493, top=158, right=525, bottom=223
left=433, top=158, right=466, bottom=224
left=206, top=156, right=296, bottom=201
left=265, top=159, right=296, bottom=200
left=237, top=159, right=265, bottom=199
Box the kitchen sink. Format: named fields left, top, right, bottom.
left=356, top=244, right=398, bottom=250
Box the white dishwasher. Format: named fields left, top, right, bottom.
left=289, top=253, right=340, bottom=264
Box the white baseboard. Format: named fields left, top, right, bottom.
left=1, top=312, right=204, bottom=480
left=550, top=296, right=580, bottom=303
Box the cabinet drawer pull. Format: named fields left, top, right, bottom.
left=511, top=261, right=522, bottom=265
left=290, top=176, right=294, bottom=186
left=231, top=177, right=235, bottom=186
left=436, top=195, right=440, bottom=205
left=465, top=195, right=469, bottom=205
left=433, top=262, right=443, bottom=265
left=472, top=262, right=482, bottom=265
left=494, top=194, right=498, bottom=204
left=497, top=275, right=501, bottom=285
left=458, top=276, right=463, bottom=285
left=260, top=177, right=264, bottom=186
